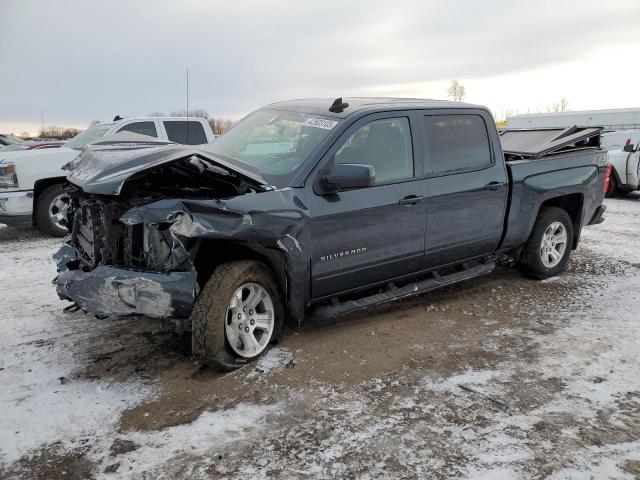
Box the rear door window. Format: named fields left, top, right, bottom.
left=164, top=121, right=208, bottom=145
left=424, top=114, right=492, bottom=174
left=117, top=121, right=158, bottom=138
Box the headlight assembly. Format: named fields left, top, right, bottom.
left=0, top=162, right=18, bottom=188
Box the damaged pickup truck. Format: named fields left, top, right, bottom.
left=54, top=98, right=609, bottom=370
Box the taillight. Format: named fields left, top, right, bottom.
left=602, top=163, right=612, bottom=193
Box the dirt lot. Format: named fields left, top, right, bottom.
left=1, top=196, right=639, bottom=479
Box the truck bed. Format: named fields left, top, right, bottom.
left=501, top=146, right=608, bottom=253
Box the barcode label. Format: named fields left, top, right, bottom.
left=303, top=118, right=338, bottom=130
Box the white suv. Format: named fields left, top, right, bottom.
left=0, top=116, right=215, bottom=235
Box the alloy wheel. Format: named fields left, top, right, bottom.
left=539, top=221, right=567, bottom=268
left=225, top=282, right=275, bottom=358
left=48, top=193, right=71, bottom=232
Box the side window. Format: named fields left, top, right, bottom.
left=117, top=121, right=157, bottom=138
left=335, top=117, right=413, bottom=184
left=424, top=115, right=492, bottom=174
left=164, top=121, right=208, bottom=145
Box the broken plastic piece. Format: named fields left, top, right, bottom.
left=63, top=303, right=82, bottom=314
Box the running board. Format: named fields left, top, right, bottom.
left=310, top=260, right=495, bottom=321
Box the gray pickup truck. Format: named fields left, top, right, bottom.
left=53, top=98, right=608, bottom=370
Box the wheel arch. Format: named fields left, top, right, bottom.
left=609, top=163, right=622, bottom=187
left=192, top=239, right=300, bottom=324
left=32, top=176, right=68, bottom=222
left=538, top=193, right=583, bottom=249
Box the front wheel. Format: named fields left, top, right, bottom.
left=191, top=260, right=283, bottom=370
left=518, top=207, right=574, bottom=279
left=34, top=183, right=71, bottom=237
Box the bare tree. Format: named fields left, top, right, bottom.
left=546, top=97, right=569, bottom=113
left=39, top=126, right=62, bottom=139
left=208, top=118, right=234, bottom=135
left=148, top=112, right=165, bottom=117
left=61, top=128, right=81, bottom=139
left=494, top=108, right=517, bottom=126
left=39, top=126, right=82, bottom=140
left=169, top=108, right=210, bottom=119
left=447, top=80, right=466, bottom=102
left=89, top=120, right=101, bottom=126
left=19, top=131, right=31, bottom=140
left=190, top=109, right=210, bottom=120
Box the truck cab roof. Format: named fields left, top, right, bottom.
left=265, top=97, right=487, bottom=119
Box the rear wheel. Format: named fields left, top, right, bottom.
left=518, top=207, right=573, bottom=279
left=191, top=260, right=283, bottom=370
left=34, top=184, right=71, bottom=237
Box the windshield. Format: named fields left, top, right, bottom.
left=66, top=124, right=113, bottom=150
left=199, top=109, right=340, bottom=187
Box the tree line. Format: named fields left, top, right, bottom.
left=22, top=126, right=82, bottom=140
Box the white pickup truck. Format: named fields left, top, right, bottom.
left=601, top=130, right=640, bottom=197
left=0, top=116, right=215, bottom=235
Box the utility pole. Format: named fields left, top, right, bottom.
left=186, top=68, right=189, bottom=144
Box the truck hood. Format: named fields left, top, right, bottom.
left=65, top=136, right=272, bottom=195
left=0, top=146, right=78, bottom=164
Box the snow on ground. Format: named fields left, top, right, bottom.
left=0, top=196, right=639, bottom=478
left=580, top=193, right=640, bottom=264
left=92, top=402, right=284, bottom=479
left=0, top=231, right=153, bottom=465
left=245, top=347, right=294, bottom=378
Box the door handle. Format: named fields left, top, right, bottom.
left=485, top=181, right=505, bottom=191
left=398, top=195, right=426, bottom=205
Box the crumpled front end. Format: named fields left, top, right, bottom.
left=55, top=264, right=197, bottom=319
left=53, top=219, right=198, bottom=319
left=53, top=140, right=310, bottom=323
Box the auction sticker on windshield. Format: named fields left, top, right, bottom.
left=303, top=118, right=338, bottom=130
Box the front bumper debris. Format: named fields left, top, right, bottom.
left=54, top=245, right=197, bottom=319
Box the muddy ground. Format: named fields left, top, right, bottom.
left=1, top=197, right=639, bottom=479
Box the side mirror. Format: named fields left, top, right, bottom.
left=623, top=143, right=635, bottom=153
left=321, top=163, right=375, bottom=193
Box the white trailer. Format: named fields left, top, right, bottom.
left=507, top=108, right=640, bottom=130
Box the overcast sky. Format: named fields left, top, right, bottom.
left=2, top=0, right=640, bottom=134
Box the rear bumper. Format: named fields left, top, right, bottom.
left=0, top=190, right=34, bottom=220
left=588, top=204, right=607, bottom=225
left=54, top=246, right=197, bottom=319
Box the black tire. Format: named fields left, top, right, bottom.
left=518, top=207, right=574, bottom=280
left=605, top=174, right=617, bottom=198
left=191, top=260, right=283, bottom=371
left=34, top=184, right=70, bottom=237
